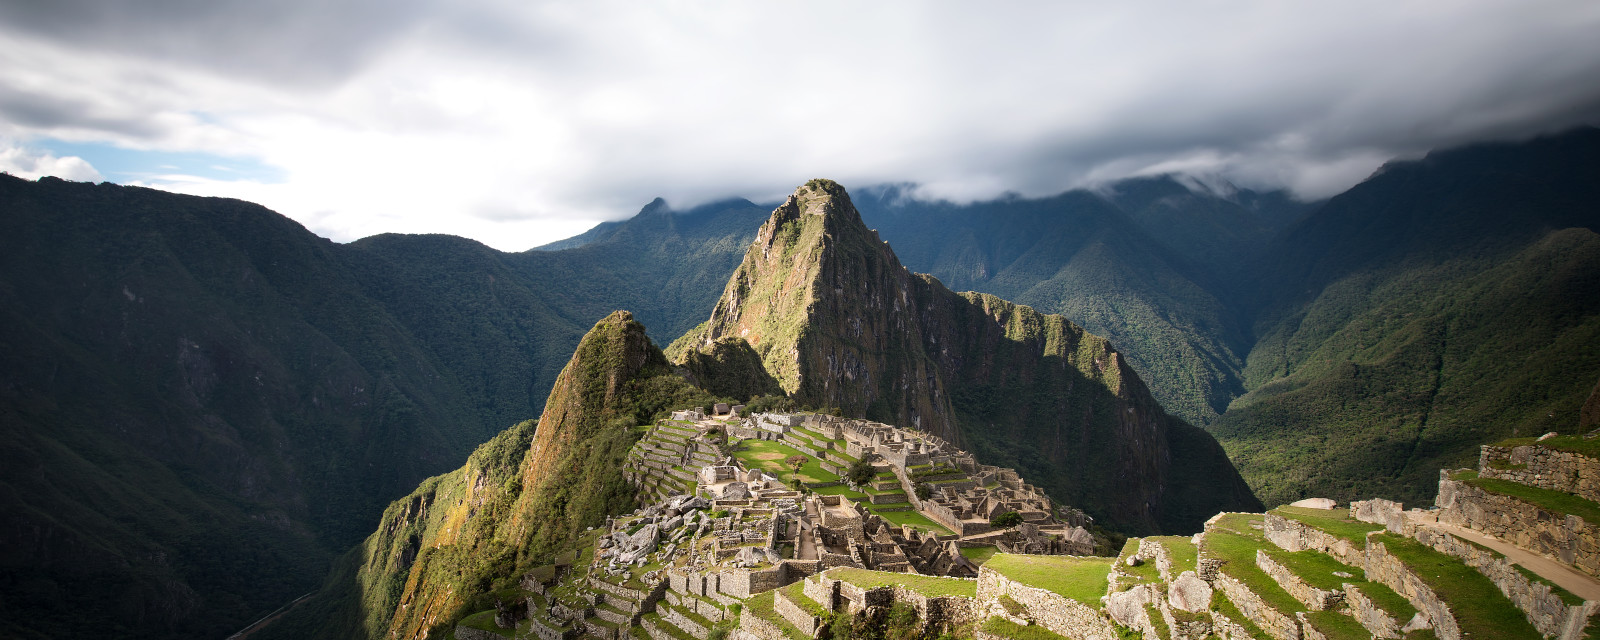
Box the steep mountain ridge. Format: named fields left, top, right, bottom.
left=672, top=179, right=1260, bottom=533
left=1215, top=128, right=1600, bottom=506
left=264, top=311, right=723, bottom=640
left=0, top=177, right=757, bottom=639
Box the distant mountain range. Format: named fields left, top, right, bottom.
left=1, top=127, right=1597, bottom=639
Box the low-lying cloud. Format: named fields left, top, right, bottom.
left=2, top=1, right=1598, bottom=250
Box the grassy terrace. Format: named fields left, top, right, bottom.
left=868, top=508, right=953, bottom=535
left=1494, top=434, right=1600, bottom=459
left=1269, top=506, right=1384, bottom=547
left=984, top=554, right=1112, bottom=606
left=959, top=545, right=999, bottom=565
left=780, top=580, right=828, bottom=617
left=829, top=567, right=978, bottom=598
left=742, top=590, right=810, bottom=640
left=1372, top=533, right=1540, bottom=640
left=1146, top=535, right=1199, bottom=574
left=1203, top=513, right=1305, bottom=615
left=1452, top=469, right=1600, bottom=523
left=1266, top=546, right=1415, bottom=621
left=1210, top=596, right=1271, bottom=640
left=1114, top=538, right=1162, bottom=589
left=732, top=439, right=839, bottom=484
left=1303, top=610, right=1370, bottom=640
left=455, top=610, right=517, bottom=637
left=980, top=617, right=1072, bottom=640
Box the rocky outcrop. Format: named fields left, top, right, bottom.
left=672, top=179, right=1259, bottom=533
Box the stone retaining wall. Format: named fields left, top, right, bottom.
left=1255, top=550, right=1343, bottom=610
left=977, top=566, right=1114, bottom=640
left=1363, top=539, right=1460, bottom=640
left=452, top=627, right=504, bottom=640
left=1138, top=537, right=1175, bottom=581
left=661, top=605, right=709, bottom=637
left=1436, top=472, right=1600, bottom=577
left=1480, top=445, right=1600, bottom=504
left=1342, top=585, right=1401, bottom=639
left=1212, top=572, right=1300, bottom=640
left=1210, top=607, right=1257, bottom=640
left=1262, top=514, right=1366, bottom=569
left=1410, top=525, right=1594, bottom=639
left=774, top=587, right=825, bottom=637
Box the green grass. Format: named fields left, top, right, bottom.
left=984, top=554, right=1113, bottom=606
left=1269, top=506, right=1384, bottom=547
left=740, top=590, right=812, bottom=640
left=456, top=610, right=514, bottom=637
left=1147, top=535, right=1199, bottom=574
left=1146, top=604, right=1172, bottom=640
left=731, top=439, right=839, bottom=485
left=1454, top=470, right=1600, bottom=523
left=1210, top=596, right=1272, bottom=640
left=1202, top=514, right=1305, bottom=615
left=640, top=612, right=699, bottom=640
left=1304, top=610, right=1370, bottom=640
left=1373, top=533, right=1541, bottom=640
left=810, top=484, right=869, bottom=500
left=829, top=568, right=978, bottom=598
left=1345, top=583, right=1417, bottom=623
left=779, top=580, right=828, bottom=616
left=866, top=508, right=953, bottom=535
left=980, top=616, right=1072, bottom=640
left=959, top=545, right=999, bottom=565
left=1514, top=565, right=1585, bottom=606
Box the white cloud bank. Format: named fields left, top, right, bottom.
left=2, top=1, right=1599, bottom=250
left=0, top=144, right=102, bottom=182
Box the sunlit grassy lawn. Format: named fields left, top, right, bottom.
left=984, top=553, right=1112, bottom=606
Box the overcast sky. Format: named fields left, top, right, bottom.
left=3, top=1, right=1599, bottom=251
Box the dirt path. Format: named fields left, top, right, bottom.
left=1411, top=512, right=1600, bottom=601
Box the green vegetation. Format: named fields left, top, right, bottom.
left=1210, top=596, right=1272, bottom=640
left=1146, top=536, right=1198, bottom=574
left=1373, top=533, right=1541, bottom=640
left=867, top=508, right=953, bottom=536
left=984, top=554, right=1112, bottom=605
left=990, top=511, right=1023, bottom=529
left=828, top=568, right=978, bottom=598
left=1201, top=514, right=1304, bottom=615
left=1453, top=470, right=1600, bottom=523
left=847, top=459, right=877, bottom=486
left=1270, top=506, right=1383, bottom=547
left=1303, top=611, right=1369, bottom=640
left=980, top=617, right=1072, bottom=640
left=958, top=546, right=999, bottom=565
left=733, top=439, right=838, bottom=485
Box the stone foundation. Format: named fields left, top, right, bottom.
left=977, top=566, right=1115, bottom=640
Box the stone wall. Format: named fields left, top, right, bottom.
left=1350, top=499, right=1405, bottom=534
left=1363, top=539, right=1460, bottom=640
left=977, top=566, right=1115, bottom=640
left=1437, top=472, right=1600, bottom=577
left=1342, top=585, right=1402, bottom=639
left=1212, top=572, right=1301, bottom=640
left=452, top=627, right=505, bottom=640
left=661, top=604, right=710, bottom=637
left=1410, top=525, right=1594, bottom=639
left=775, top=587, right=826, bottom=637
left=1255, top=550, right=1343, bottom=610
left=1210, top=607, right=1258, bottom=640
left=1480, top=445, right=1600, bottom=504
left=1261, top=513, right=1366, bottom=569
left=1137, top=537, right=1175, bottom=581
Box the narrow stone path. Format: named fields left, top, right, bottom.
left=1412, top=512, right=1600, bottom=601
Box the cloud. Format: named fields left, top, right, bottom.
left=2, top=1, right=1599, bottom=250
left=0, top=143, right=103, bottom=182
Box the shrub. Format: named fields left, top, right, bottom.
left=990, top=511, right=1022, bottom=529
left=847, top=459, right=876, bottom=486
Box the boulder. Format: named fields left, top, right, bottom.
left=1106, top=584, right=1153, bottom=629
left=1289, top=498, right=1338, bottom=510
left=1167, top=571, right=1213, bottom=612
left=719, top=482, right=750, bottom=500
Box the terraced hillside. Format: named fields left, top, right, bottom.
left=439, top=411, right=1600, bottom=640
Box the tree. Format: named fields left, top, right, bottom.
left=915, top=483, right=932, bottom=500
left=786, top=455, right=809, bottom=488
left=990, top=511, right=1022, bottom=529
left=846, top=458, right=876, bottom=486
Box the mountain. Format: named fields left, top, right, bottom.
left=1214, top=128, right=1600, bottom=507
left=262, top=311, right=722, bottom=640
left=0, top=177, right=757, bottom=639
left=671, top=179, right=1261, bottom=533
left=852, top=177, right=1314, bottom=427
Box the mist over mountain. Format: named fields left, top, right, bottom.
left=2, top=128, right=1598, bottom=639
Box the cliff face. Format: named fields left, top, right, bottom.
left=673, top=180, right=1259, bottom=533
left=286, top=311, right=721, bottom=640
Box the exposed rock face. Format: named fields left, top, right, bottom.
left=331, top=311, right=721, bottom=640
left=672, top=179, right=1259, bottom=532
